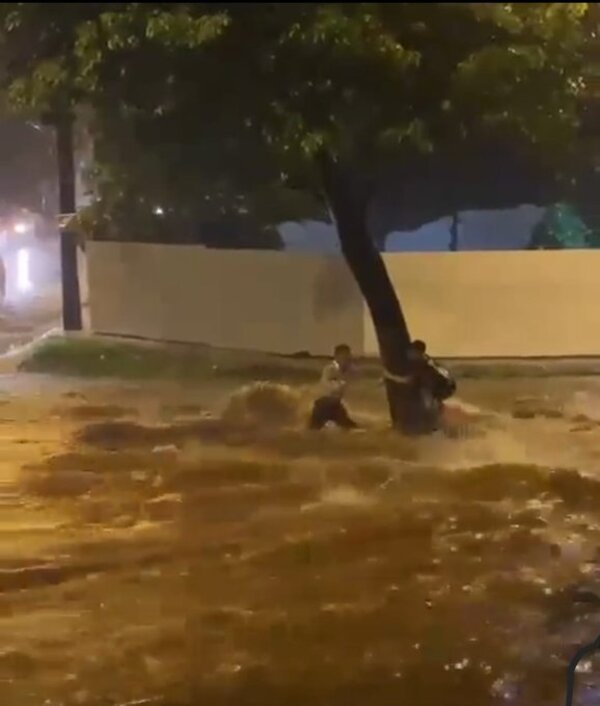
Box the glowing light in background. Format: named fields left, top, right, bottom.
left=153, top=206, right=164, bottom=216
left=13, top=221, right=29, bottom=235
left=16, top=248, right=32, bottom=292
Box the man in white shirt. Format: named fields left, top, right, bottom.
left=308, top=343, right=359, bottom=430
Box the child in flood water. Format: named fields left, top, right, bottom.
left=406, top=339, right=456, bottom=432
left=308, top=343, right=360, bottom=430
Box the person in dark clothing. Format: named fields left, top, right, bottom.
left=406, top=339, right=456, bottom=433
left=309, top=395, right=358, bottom=430
left=308, top=343, right=359, bottom=430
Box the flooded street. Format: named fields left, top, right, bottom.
left=2, top=372, right=600, bottom=705
left=0, top=4, right=595, bottom=705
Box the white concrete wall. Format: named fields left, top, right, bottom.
left=87, top=243, right=600, bottom=359
left=87, top=242, right=364, bottom=356
left=365, top=251, right=600, bottom=358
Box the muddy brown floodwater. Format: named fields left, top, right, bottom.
left=3, top=372, right=600, bottom=706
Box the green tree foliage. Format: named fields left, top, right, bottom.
left=1, top=4, right=591, bottom=193
left=0, top=3, right=325, bottom=246
left=528, top=202, right=599, bottom=249
left=1, top=4, right=590, bottom=228
left=0, top=3, right=592, bottom=427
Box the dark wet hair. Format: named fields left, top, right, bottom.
left=334, top=343, right=351, bottom=356
left=411, top=339, right=427, bottom=354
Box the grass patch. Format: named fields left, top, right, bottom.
left=19, top=337, right=206, bottom=379
left=22, top=335, right=598, bottom=384
left=18, top=337, right=322, bottom=383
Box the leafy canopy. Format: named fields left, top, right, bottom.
left=0, top=3, right=592, bottom=235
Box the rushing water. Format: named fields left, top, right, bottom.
left=6, top=374, right=600, bottom=706
left=217, top=377, right=600, bottom=706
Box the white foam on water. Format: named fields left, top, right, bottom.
left=390, top=389, right=600, bottom=477
left=564, top=390, right=600, bottom=422
left=222, top=381, right=307, bottom=428
left=215, top=384, right=600, bottom=482
left=421, top=410, right=600, bottom=477
left=319, top=485, right=376, bottom=508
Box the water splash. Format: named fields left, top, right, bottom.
left=564, top=390, right=600, bottom=423
left=318, top=485, right=376, bottom=508
left=221, top=381, right=307, bottom=428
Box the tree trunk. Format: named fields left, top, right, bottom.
left=318, top=151, right=413, bottom=429
left=56, top=113, right=82, bottom=332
